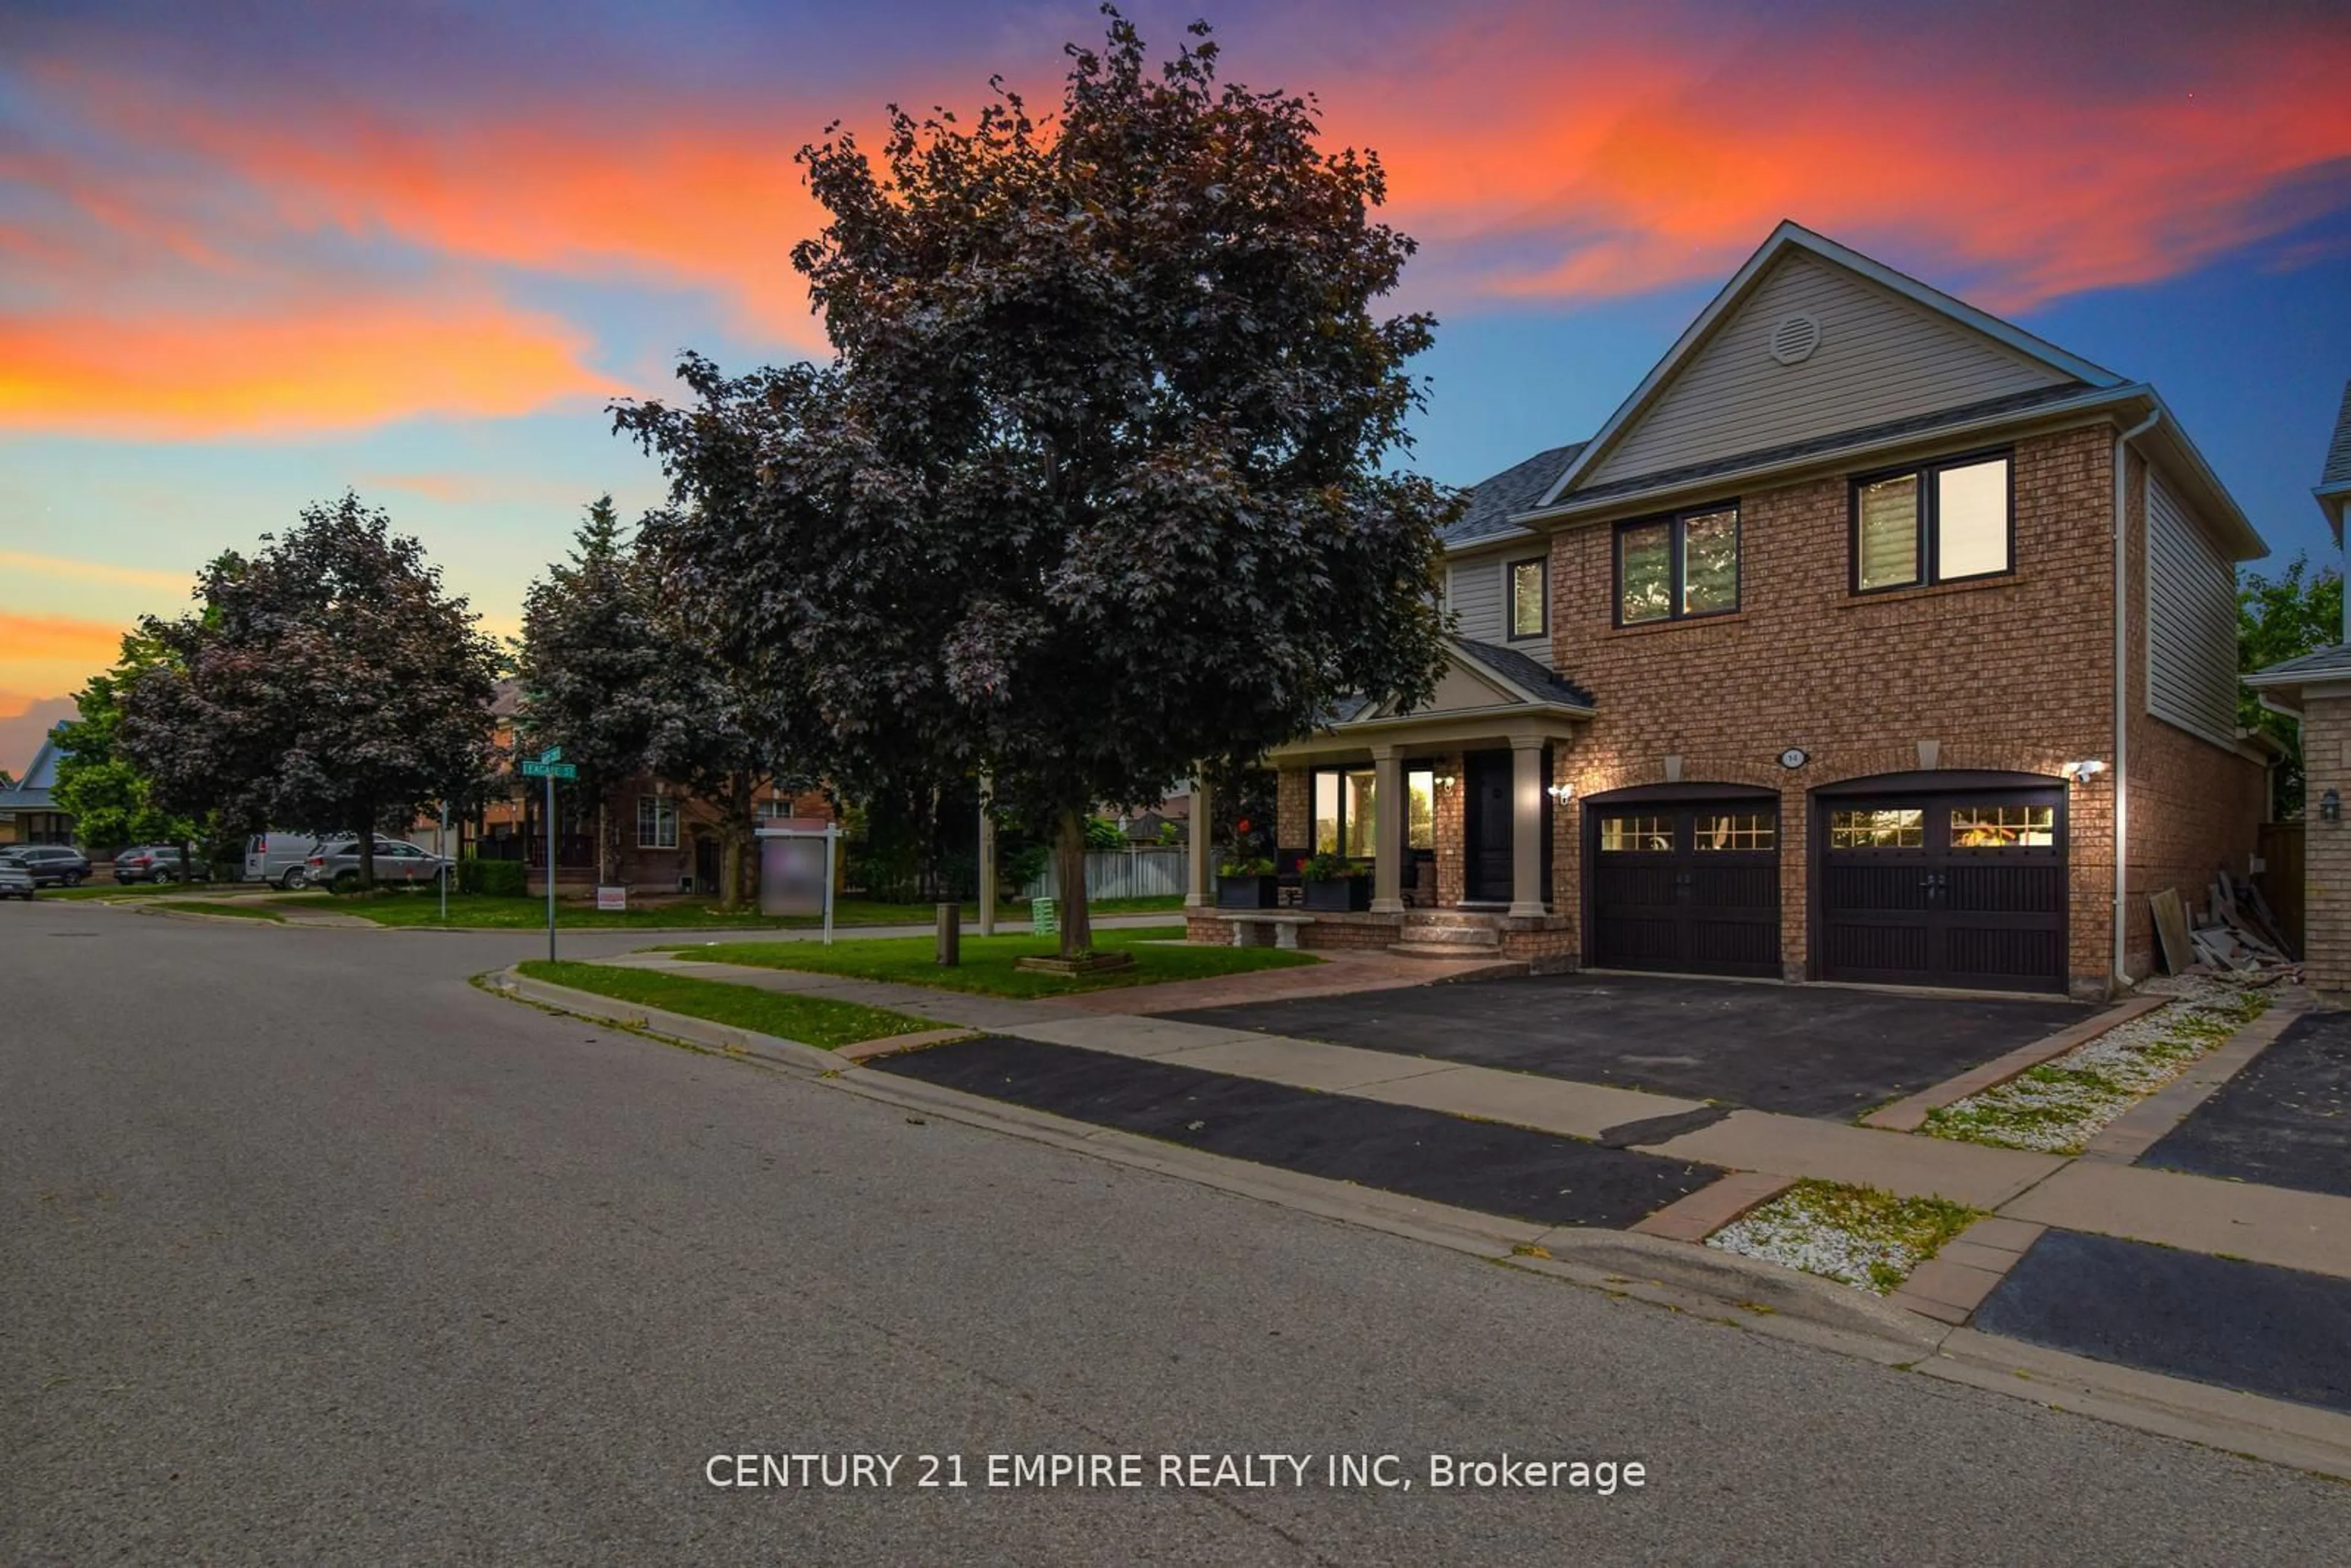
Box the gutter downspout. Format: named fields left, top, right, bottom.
left=2113, top=407, right=2162, bottom=994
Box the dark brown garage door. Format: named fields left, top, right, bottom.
left=1814, top=779, right=2068, bottom=994
left=1588, top=796, right=1781, bottom=978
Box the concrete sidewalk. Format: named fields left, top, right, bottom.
left=562, top=950, right=2351, bottom=1283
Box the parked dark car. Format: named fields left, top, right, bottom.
left=114, top=846, right=204, bottom=884
left=0, top=852, right=37, bottom=899
left=8, top=844, right=90, bottom=887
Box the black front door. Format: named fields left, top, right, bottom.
left=1815, top=787, right=2068, bottom=993
left=1588, top=800, right=1781, bottom=977
left=1463, top=750, right=1514, bottom=903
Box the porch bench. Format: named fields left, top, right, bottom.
left=1219, top=912, right=1315, bottom=950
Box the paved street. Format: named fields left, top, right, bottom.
left=6, top=901, right=2347, bottom=1564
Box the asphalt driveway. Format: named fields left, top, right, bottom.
left=2137, top=1010, right=2351, bottom=1199
left=1164, top=972, right=2087, bottom=1120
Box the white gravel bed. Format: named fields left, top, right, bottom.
left=1706, top=1181, right=1977, bottom=1296
left=1922, top=976, right=2270, bottom=1154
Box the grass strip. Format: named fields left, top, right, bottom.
left=515, top=960, right=939, bottom=1050
left=306, top=891, right=1185, bottom=931
left=667, top=925, right=1318, bottom=999
left=1924, top=988, right=2268, bottom=1154
left=165, top=901, right=287, bottom=922
left=1708, top=1178, right=1984, bottom=1295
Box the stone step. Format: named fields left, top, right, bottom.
left=1393, top=926, right=1502, bottom=949
left=1389, top=940, right=1505, bottom=962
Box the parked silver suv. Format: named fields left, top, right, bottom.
left=0, top=852, right=36, bottom=899
left=304, top=838, right=453, bottom=891
left=7, top=844, right=89, bottom=887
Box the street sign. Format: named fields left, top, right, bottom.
left=519, top=760, right=577, bottom=779
left=539, top=746, right=563, bottom=764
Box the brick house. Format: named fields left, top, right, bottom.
left=468, top=681, right=833, bottom=896
left=2244, top=380, right=2351, bottom=999
left=1186, top=222, right=2273, bottom=999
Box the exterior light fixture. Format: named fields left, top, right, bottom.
left=2323, top=789, right=2342, bottom=823
left=1433, top=773, right=1458, bottom=789
left=2060, top=760, right=2109, bottom=784
left=1546, top=782, right=1576, bottom=803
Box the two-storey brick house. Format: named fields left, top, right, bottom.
left=1185, top=223, right=2272, bottom=1000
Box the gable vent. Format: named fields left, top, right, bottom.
left=1768, top=313, right=1821, bottom=366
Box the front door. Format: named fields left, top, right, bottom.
left=1463, top=750, right=1514, bottom=903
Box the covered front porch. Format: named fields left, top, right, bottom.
left=1182, top=639, right=1593, bottom=961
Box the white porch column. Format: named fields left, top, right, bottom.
left=1185, top=767, right=1213, bottom=909
left=1371, top=745, right=1404, bottom=914
left=1509, top=735, right=1548, bottom=918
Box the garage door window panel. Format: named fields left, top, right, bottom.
left=1952, top=805, right=2055, bottom=848
left=1830, top=808, right=1924, bottom=849
left=1600, top=816, right=1675, bottom=852
left=1697, top=812, right=1775, bottom=851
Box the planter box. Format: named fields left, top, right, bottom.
left=1013, top=951, right=1139, bottom=977
left=1217, top=875, right=1279, bottom=910
left=1302, top=877, right=1372, bottom=912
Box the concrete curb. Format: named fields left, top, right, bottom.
left=130, top=904, right=301, bottom=928
left=1861, top=995, right=2170, bottom=1131
left=492, top=967, right=850, bottom=1073
left=478, top=969, right=2351, bottom=1480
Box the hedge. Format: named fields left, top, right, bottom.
left=459, top=857, right=529, bottom=898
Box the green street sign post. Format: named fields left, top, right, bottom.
left=519, top=756, right=577, bottom=960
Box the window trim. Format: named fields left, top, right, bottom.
left=1505, top=556, right=1549, bottom=642
left=1309, top=765, right=1380, bottom=860
left=1848, top=447, right=2015, bottom=596
left=636, top=793, right=680, bottom=850
left=1611, top=501, right=1742, bottom=628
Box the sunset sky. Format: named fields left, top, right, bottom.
left=5, top=0, right=2351, bottom=774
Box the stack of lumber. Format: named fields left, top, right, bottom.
left=2154, top=868, right=2300, bottom=981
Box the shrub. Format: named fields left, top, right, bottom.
left=1300, top=852, right=1362, bottom=881
left=460, top=857, right=528, bottom=897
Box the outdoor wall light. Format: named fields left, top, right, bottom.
left=2060, top=760, right=2109, bottom=784
left=1433, top=773, right=1458, bottom=789
left=2323, top=789, right=2342, bottom=823
left=1546, top=782, right=1576, bottom=803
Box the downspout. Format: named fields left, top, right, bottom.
left=2113, top=405, right=2162, bottom=993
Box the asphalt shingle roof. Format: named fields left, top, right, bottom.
left=2324, top=380, right=2351, bottom=489
left=1445, top=444, right=1585, bottom=546
left=2248, top=643, right=2351, bottom=685
left=1453, top=638, right=1597, bottom=710
left=1558, top=383, right=2098, bottom=506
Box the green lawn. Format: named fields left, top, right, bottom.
left=167, top=901, right=287, bottom=922
left=514, top=960, right=940, bottom=1049
left=670, top=925, right=1318, bottom=999
left=285, top=890, right=1186, bottom=931
left=45, top=882, right=234, bottom=900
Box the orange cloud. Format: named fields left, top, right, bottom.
left=1339, top=18, right=2351, bottom=312
left=0, top=552, right=191, bottom=590
left=80, top=84, right=839, bottom=353
left=0, top=298, right=621, bottom=438
left=0, top=610, right=127, bottom=708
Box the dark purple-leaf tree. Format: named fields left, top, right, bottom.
left=615, top=10, right=1453, bottom=957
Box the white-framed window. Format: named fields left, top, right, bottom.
left=756, top=798, right=795, bottom=823
left=637, top=794, right=679, bottom=849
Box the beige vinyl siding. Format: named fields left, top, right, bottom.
left=1445, top=551, right=1554, bottom=666
left=2145, top=469, right=2241, bottom=750
left=1581, top=251, right=2072, bottom=489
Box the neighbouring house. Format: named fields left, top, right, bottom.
left=0, top=734, right=73, bottom=847
left=1187, top=220, right=2274, bottom=1000
left=2243, top=379, right=2351, bottom=998
left=463, top=680, right=834, bottom=896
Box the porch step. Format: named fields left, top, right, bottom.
left=1389, top=941, right=1505, bottom=961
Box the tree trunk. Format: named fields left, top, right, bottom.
left=597, top=797, right=611, bottom=885
left=356, top=808, right=376, bottom=890
left=178, top=835, right=197, bottom=887
left=1055, top=807, right=1093, bottom=959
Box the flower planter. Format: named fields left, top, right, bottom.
left=1216, top=874, right=1279, bottom=910
left=1302, top=876, right=1371, bottom=912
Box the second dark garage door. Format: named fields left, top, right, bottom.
left=1813, top=773, right=2069, bottom=994
left=1587, top=790, right=1781, bottom=978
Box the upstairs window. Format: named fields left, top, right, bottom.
left=1508, top=558, right=1548, bottom=640
left=637, top=794, right=679, bottom=849
left=1615, top=505, right=1740, bottom=626
left=1853, top=451, right=2012, bottom=592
